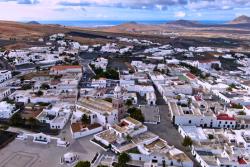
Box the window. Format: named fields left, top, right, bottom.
left=225, top=121, right=227, bottom=124
left=189, top=120, right=192, bottom=124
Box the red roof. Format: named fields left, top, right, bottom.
left=51, top=65, right=81, bottom=71
left=245, top=105, right=250, bottom=110
left=186, top=72, right=196, bottom=80
left=217, top=114, right=235, bottom=121
left=194, top=95, right=202, bottom=101
left=238, top=158, right=247, bottom=164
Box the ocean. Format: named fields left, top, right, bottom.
left=39, top=20, right=228, bottom=28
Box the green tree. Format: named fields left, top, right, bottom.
left=3, top=97, right=15, bottom=104
left=81, top=114, right=91, bottom=125
left=182, top=136, right=193, bottom=147
left=238, top=111, right=246, bottom=115
left=40, top=83, right=50, bottom=90
left=208, top=134, right=214, bottom=140
left=227, top=87, right=233, bottom=92
left=126, top=135, right=132, bottom=142
left=106, top=68, right=119, bottom=80
left=211, top=63, right=221, bottom=71
left=104, top=98, right=112, bottom=103
left=128, top=107, right=144, bottom=122
left=10, top=113, right=25, bottom=126
left=229, top=83, right=237, bottom=89
left=75, top=161, right=91, bottom=167
left=125, top=99, right=133, bottom=107
left=117, top=153, right=131, bottom=167
left=27, top=117, right=39, bottom=129
left=231, top=103, right=243, bottom=109
left=176, top=95, right=181, bottom=101
left=36, top=90, right=44, bottom=97
left=21, top=84, right=32, bottom=90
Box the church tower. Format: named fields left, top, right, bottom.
left=112, top=84, right=126, bottom=120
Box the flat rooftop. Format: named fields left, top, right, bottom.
left=96, top=129, right=117, bottom=143
left=132, top=132, right=158, bottom=145
left=180, top=126, right=208, bottom=141
left=77, top=97, right=115, bottom=115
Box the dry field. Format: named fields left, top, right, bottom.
left=0, top=20, right=250, bottom=50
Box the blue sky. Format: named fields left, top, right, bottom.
left=0, top=0, right=250, bottom=21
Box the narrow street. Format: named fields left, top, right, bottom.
left=146, top=88, right=201, bottom=167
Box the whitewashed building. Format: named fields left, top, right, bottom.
left=0, top=101, right=18, bottom=119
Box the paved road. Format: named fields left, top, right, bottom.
left=146, top=88, right=201, bottom=167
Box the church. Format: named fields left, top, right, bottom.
left=75, top=85, right=127, bottom=127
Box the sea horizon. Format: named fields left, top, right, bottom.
left=38, top=20, right=229, bottom=28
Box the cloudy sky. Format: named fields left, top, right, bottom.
left=0, top=0, right=250, bottom=21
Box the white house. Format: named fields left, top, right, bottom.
left=146, top=92, right=156, bottom=106
left=91, top=57, right=108, bottom=71
left=168, top=101, right=236, bottom=129
left=192, top=59, right=221, bottom=70
left=0, top=101, right=18, bottom=119
left=33, top=133, right=51, bottom=144
left=0, top=88, right=11, bottom=100
left=70, top=122, right=103, bottom=139
left=36, top=103, right=72, bottom=129
left=75, top=97, right=119, bottom=126
left=50, top=65, right=82, bottom=75
left=0, top=70, right=12, bottom=83
left=91, top=78, right=107, bottom=88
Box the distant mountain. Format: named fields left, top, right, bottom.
left=167, top=20, right=200, bottom=27
left=229, top=15, right=250, bottom=24
left=126, top=21, right=137, bottom=25
left=26, top=21, right=40, bottom=25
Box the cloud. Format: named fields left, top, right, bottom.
left=196, top=12, right=202, bottom=17
left=0, top=0, right=39, bottom=4
left=0, top=0, right=250, bottom=21
left=58, top=0, right=188, bottom=10
left=54, top=6, right=86, bottom=12
left=2, top=0, right=250, bottom=11
left=187, top=0, right=250, bottom=10
left=175, top=11, right=186, bottom=18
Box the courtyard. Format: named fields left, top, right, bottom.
left=0, top=135, right=103, bottom=167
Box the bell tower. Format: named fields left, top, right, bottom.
left=112, top=84, right=126, bottom=120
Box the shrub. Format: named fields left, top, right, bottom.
left=128, top=107, right=144, bottom=122
left=182, top=136, right=193, bottom=147
left=75, top=161, right=91, bottom=167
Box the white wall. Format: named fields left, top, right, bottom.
left=72, top=126, right=103, bottom=139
